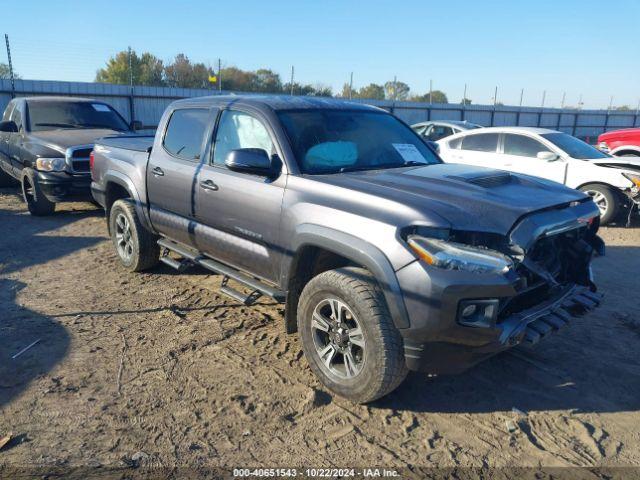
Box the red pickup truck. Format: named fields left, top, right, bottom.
left=598, top=128, right=640, bottom=157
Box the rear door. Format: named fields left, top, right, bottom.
left=194, top=108, right=286, bottom=282
left=448, top=132, right=501, bottom=168
left=146, top=107, right=214, bottom=247
left=500, top=133, right=566, bottom=183
left=7, top=101, right=25, bottom=176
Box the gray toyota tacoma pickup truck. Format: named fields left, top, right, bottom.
left=91, top=95, right=604, bottom=403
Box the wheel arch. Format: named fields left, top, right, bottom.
left=102, top=172, right=153, bottom=234
left=283, top=225, right=410, bottom=334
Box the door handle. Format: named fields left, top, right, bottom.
left=200, top=179, right=218, bottom=191
left=152, top=166, right=165, bottom=176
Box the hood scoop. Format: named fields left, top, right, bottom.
left=449, top=172, right=516, bottom=188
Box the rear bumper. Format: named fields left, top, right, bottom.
left=36, top=171, right=92, bottom=202
left=395, top=260, right=602, bottom=375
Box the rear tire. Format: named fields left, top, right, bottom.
left=579, top=183, right=619, bottom=225
left=297, top=267, right=408, bottom=404
left=22, top=170, right=55, bottom=216
left=109, top=199, right=160, bottom=272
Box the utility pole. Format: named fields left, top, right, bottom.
left=393, top=75, right=398, bottom=101
left=541, top=90, right=546, bottom=108
left=493, top=86, right=498, bottom=106
left=127, top=46, right=135, bottom=128
left=128, top=46, right=134, bottom=87
left=290, top=66, right=295, bottom=96
left=429, top=79, right=433, bottom=104
left=560, top=91, right=566, bottom=109
left=519, top=88, right=524, bottom=107
left=349, top=72, right=353, bottom=100
left=462, top=83, right=467, bottom=105
left=218, top=58, right=222, bottom=92
left=4, top=34, right=15, bottom=98
left=578, top=94, right=583, bottom=110
left=608, top=95, right=614, bottom=111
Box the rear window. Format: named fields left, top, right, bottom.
left=461, top=133, right=499, bottom=152
left=163, top=108, right=210, bottom=161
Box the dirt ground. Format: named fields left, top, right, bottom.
left=1, top=185, right=640, bottom=478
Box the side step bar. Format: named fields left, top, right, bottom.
left=157, top=237, right=286, bottom=305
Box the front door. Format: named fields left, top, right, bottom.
left=194, top=109, right=286, bottom=283
left=500, top=133, right=567, bottom=184
left=146, top=107, right=213, bottom=247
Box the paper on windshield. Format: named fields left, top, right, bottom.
left=392, top=143, right=425, bottom=163
left=92, top=104, right=111, bottom=112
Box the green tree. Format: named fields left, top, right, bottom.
left=409, top=90, right=449, bottom=103
left=219, top=66, right=257, bottom=91
left=0, top=63, right=20, bottom=80
left=615, top=105, right=631, bottom=111
left=253, top=69, right=283, bottom=93
left=95, top=50, right=164, bottom=86
left=461, top=97, right=472, bottom=105
left=164, top=54, right=214, bottom=88
left=384, top=80, right=410, bottom=101
left=357, top=83, right=385, bottom=100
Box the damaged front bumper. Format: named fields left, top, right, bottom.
left=396, top=200, right=604, bottom=375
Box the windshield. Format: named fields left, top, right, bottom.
left=541, top=132, right=609, bottom=160
left=27, top=101, right=130, bottom=132
left=278, top=110, right=441, bottom=174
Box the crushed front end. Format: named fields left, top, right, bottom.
left=395, top=199, right=605, bottom=374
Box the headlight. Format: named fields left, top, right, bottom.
left=597, top=142, right=609, bottom=153
left=36, top=157, right=67, bottom=172
left=407, top=235, right=513, bottom=274
left=623, top=172, right=640, bottom=190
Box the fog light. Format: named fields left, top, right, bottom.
left=457, top=299, right=499, bottom=328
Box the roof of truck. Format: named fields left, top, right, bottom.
left=23, top=96, right=102, bottom=103
left=171, top=94, right=382, bottom=112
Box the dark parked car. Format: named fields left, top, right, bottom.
left=91, top=95, right=604, bottom=403
left=0, top=96, right=138, bottom=215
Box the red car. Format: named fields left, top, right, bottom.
left=597, top=128, right=640, bottom=157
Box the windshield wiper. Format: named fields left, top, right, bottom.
left=34, top=122, right=80, bottom=129
left=339, top=161, right=428, bottom=173
left=73, top=123, right=123, bottom=130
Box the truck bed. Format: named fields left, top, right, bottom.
left=97, top=135, right=154, bottom=152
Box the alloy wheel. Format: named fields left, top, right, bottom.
left=310, top=297, right=366, bottom=380
left=584, top=189, right=608, bottom=216
left=114, top=213, right=134, bottom=263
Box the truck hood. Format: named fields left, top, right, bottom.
left=29, top=128, right=126, bottom=154
left=312, top=163, right=588, bottom=235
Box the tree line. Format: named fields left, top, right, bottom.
left=93, top=49, right=453, bottom=102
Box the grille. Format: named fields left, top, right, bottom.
left=66, top=146, right=93, bottom=174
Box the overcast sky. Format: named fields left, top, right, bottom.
left=5, top=0, right=639, bottom=109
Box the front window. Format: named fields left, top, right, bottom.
left=213, top=110, right=273, bottom=166
left=427, top=125, right=454, bottom=141
left=277, top=110, right=440, bottom=174
left=541, top=132, right=609, bottom=160
left=27, top=101, right=130, bottom=132
left=503, top=134, right=551, bottom=158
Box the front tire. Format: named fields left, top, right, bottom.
left=579, top=183, right=619, bottom=225
left=109, top=199, right=160, bottom=272
left=297, top=267, right=408, bottom=404
left=22, top=170, right=55, bottom=216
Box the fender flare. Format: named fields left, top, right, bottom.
left=288, top=224, right=411, bottom=329
left=102, top=171, right=155, bottom=233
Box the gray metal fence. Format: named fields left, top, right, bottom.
left=2, top=78, right=638, bottom=142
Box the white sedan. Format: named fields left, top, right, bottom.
left=437, top=127, right=640, bottom=224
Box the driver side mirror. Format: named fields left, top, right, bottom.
left=0, top=120, right=18, bottom=133
left=225, top=148, right=276, bottom=176
left=537, top=151, right=560, bottom=162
